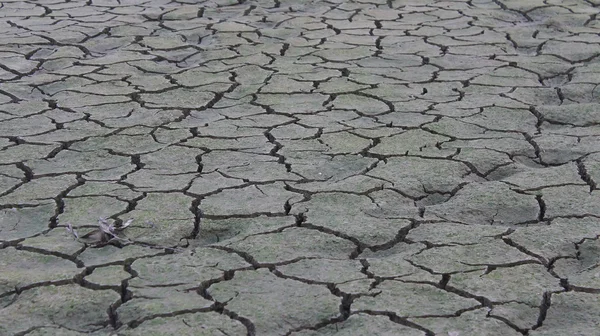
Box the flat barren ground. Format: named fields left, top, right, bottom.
left=1, top=0, right=600, bottom=335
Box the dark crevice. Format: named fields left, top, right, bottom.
left=576, top=159, right=597, bottom=192
left=367, top=220, right=419, bottom=253
left=298, top=222, right=366, bottom=259
left=187, top=199, right=203, bottom=239
left=15, top=162, right=34, bottom=182
left=49, top=175, right=86, bottom=229
left=354, top=310, right=435, bottom=336
left=487, top=313, right=528, bottom=335
left=127, top=306, right=216, bottom=329
left=502, top=237, right=549, bottom=268
left=536, top=194, right=546, bottom=222
left=221, top=308, right=257, bottom=336
left=532, top=291, right=552, bottom=330
left=16, top=244, right=85, bottom=268
left=528, top=106, right=544, bottom=134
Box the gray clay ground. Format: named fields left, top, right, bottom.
left=1, top=0, right=600, bottom=335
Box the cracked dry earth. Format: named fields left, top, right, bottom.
left=3, top=0, right=600, bottom=335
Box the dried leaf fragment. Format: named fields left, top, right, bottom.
left=120, top=218, right=134, bottom=230
left=65, top=223, right=79, bottom=239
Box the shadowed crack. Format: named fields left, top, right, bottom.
left=49, top=175, right=86, bottom=229
left=367, top=219, right=419, bottom=252
left=353, top=310, right=435, bottom=336
left=577, top=159, right=597, bottom=192
left=127, top=306, right=217, bottom=329
left=531, top=291, right=552, bottom=330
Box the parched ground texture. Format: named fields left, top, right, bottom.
left=1, top=0, right=600, bottom=335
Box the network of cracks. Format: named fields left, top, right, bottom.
left=1, top=0, right=600, bottom=335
